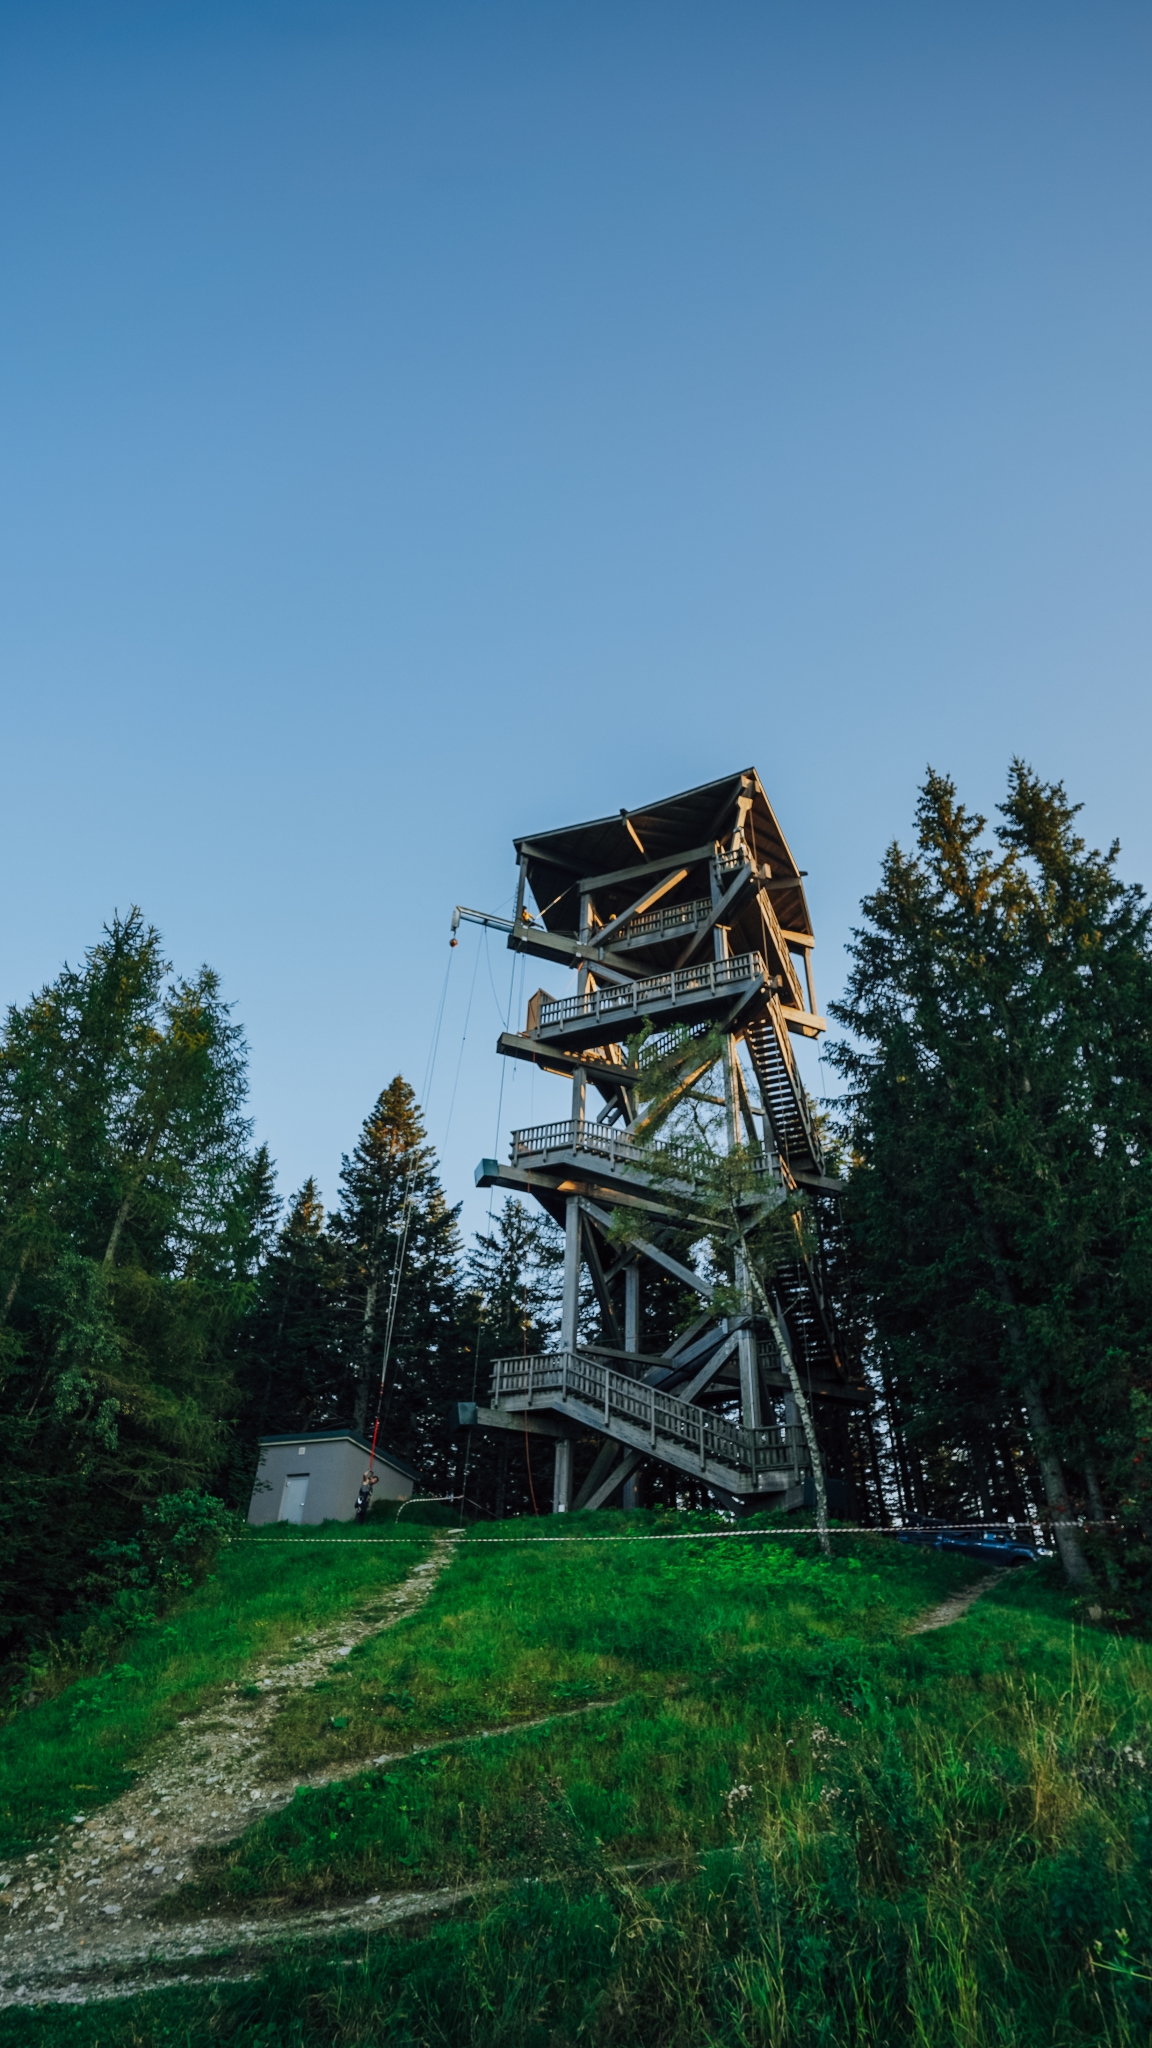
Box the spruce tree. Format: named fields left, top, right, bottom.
left=459, top=1199, right=561, bottom=1517
left=226, top=1179, right=347, bottom=1498
left=831, top=763, right=1152, bottom=1587
left=330, top=1078, right=466, bottom=1488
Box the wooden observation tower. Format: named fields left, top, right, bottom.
left=464, top=768, right=871, bottom=1515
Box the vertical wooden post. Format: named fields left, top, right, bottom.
left=572, top=889, right=592, bottom=1126
left=737, top=1306, right=762, bottom=1430
left=552, top=1437, right=573, bottom=1513
left=624, top=1262, right=640, bottom=1357
left=561, top=1197, right=581, bottom=1351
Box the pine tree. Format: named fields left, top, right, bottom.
left=458, top=1199, right=561, bottom=1517
left=830, top=763, right=1152, bottom=1587
left=225, top=1179, right=347, bottom=1501
left=330, top=1078, right=466, bottom=1489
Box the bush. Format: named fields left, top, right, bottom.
left=16, top=1491, right=235, bottom=1705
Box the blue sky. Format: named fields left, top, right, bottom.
left=2, top=0, right=1150, bottom=1234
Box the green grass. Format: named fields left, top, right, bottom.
left=3, top=1516, right=1152, bottom=2046
left=254, top=1512, right=969, bottom=1781
left=0, top=1521, right=432, bottom=1858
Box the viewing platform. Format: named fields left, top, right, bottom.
left=531, top=950, right=772, bottom=1054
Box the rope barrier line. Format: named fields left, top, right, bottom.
left=234, top=1522, right=1110, bottom=1546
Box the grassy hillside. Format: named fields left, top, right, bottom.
left=0, top=1521, right=434, bottom=1858
left=2, top=1514, right=1151, bottom=2046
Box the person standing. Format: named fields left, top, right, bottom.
left=354, top=1469, right=379, bottom=1522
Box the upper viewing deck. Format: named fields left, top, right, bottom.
left=507, top=770, right=823, bottom=1036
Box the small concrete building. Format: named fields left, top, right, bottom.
left=247, top=1430, right=417, bottom=1527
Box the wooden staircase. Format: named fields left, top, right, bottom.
left=490, top=1348, right=807, bottom=1497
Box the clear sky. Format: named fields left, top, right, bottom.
left=2, top=0, right=1150, bottom=1237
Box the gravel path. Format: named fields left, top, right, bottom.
left=910, top=1567, right=1013, bottom=1633
left=0, top=1530, right=463, bottom=2007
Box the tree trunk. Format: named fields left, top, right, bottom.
left=103, top=1120, right=165, bottom=1267
left=982, top=1226, right=1095, bottom=1590
left=1017, top=1371, right=1095, bottom=1588
left=1083, top=1456, right=1106, bottom=1526
left=1, top=1245, right=30, bottom=1324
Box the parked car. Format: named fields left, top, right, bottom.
left=898, top=1528, right=1038, bottom=1565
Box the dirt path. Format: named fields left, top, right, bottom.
left=910, top=1567, right=1013, bottom=1633
left=0, top=1691, right=624, bottom=2010
left=0, top=1530, right=464, bottom=2005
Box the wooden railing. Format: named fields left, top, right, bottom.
left=490, top=1349, right=807, bottom=1486
left=509, top=1118, right=697, bottom=1178
left=609, top=895, right=711, bottom=945
left=509, top=1117, right=774, bottom=1188
left=538, top=952, right=768, bottom=1033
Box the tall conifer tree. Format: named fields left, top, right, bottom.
left=831, top=764, right=1152, bottom=1585
left=0, top=912, right=263, bottom=1655
left=330, top=1078, right=465, bottom=1486
left=228, top=1179, right=346, bottom=1491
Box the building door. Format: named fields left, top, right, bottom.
left=279, top=1472, right=309, bottom=1524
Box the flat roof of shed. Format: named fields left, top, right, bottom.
left=256, top=1431, right=419, bottom=1481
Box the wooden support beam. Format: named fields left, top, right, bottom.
left=461, top=1404, right=567, bottom=1439
left=628, top=1053, right=716, bottom=1139
left=661, top=1311, right=717, bottom=1362
left=581, top=1342, right=667, bottom=1369
left=581, top=842, right=717, bottom=896
left=579, top=1206, right=623, bottom=1350
left=552, top=1438, right=573, bottom=1512
left=572, top=1437, right=623, bottom=1511
left=510, top=927, right=639, bottom=981
left=780, top=1005, right=827, bottom=1036
left=561, top=1197, right=581, bottom=1350
left=674, top=865, right=754, bottom=970
left=579, top=1447, right=643, bottom=1513
left=676, top=1329, right=741, bottom=1404
left=497, top=1033, right=645, bottom=1088
left=579, top=1198, right=714, bottom=1302
left=620, top=811, right=647, bottom=857
left=515, top=839, right=583, bottom=872
left=593, top=867, right=689, bottom=948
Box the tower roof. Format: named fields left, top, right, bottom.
left=514, top=767, right=812, bottom=939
